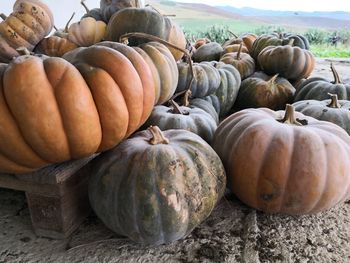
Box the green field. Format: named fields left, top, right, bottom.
left=310, top=44, right=350, bottom=58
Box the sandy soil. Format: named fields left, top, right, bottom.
left=0, top=58, right=350, bottom=263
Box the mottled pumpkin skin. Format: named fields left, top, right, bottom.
left=100, top=0, right=144, bottom=22
left=192, top=42, right=224, bottom=62
left=177, top=62, right=220, bottom=98
left=187, top=98, right=219, bottom=124
left=235, top=72, right=295, bottom=110
left=106, top=8, right=186, bottom=61
left=144, top=105, right=217, bottom=143
left=293, top=99, right=350, bottom=135
left=212, top=108, right=350, bottom=215
left=34, top=36, right=78, bottom=57
left=0, top=0, right=54, bottom=62
left=258, top=45, right=315, bottom=81
left=89, top=128, right=226, bottom=245
left=220, top=51, right=255, bottom=80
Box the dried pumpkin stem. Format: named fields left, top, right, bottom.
left=120, top=32, right=194, bottom=92
left=53, top=25, right=58, bottom=31
left=280, top=104, right=304, bottom=126
left=0, top=14, right=7, bottom=20
left=169, top=100, right=184, bottom=115
left=287, top=38, right=295, bottom=46
left=268, top=74, right=279, bottom=84
left=80, top=0, right=90, bottom=13
left=148, top=126, right=169, bottom=145
left=228, top=31, right=238, bottom=38
left=330, top=63, right=343, bottom=84
left=183, top=90, right=192, bottom=107
left=327, top=93, right=341, bottom=108
left=16, top=47, right=31, bottom=56
left=64, top=12, right=76, bottom=32
left=236, top=43, right=243, bottom=60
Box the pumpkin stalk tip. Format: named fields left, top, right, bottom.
left=330, top=63, right=343, bottom=84
left=0, top=13, right=7, bottom=20
left=16, top=47, right=31, bottom=56
left=279, top=104, right=305, bottom=126
left=268, top=74, right=279, bottom=84
left=169, top=100, right=184, bottom=115
left=327, top=93, right=341, bottom=108
left=287, top=38, right=295, bottom=46
left=80, top=0, right=90, bottom=13
left=236, top=43, right=243, bottom=60
left=183, top=90, right=192, bottom=107
left=64, top=12, right=76, bottom=32
left=148, top=126, right=170, bottom=145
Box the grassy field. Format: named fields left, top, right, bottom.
left=310, top=44, right=350, bottom=58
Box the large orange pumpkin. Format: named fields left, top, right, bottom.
left=212, top=105, right=350, bottom=215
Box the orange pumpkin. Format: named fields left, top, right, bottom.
left=34, top=36, right=78, bottom=57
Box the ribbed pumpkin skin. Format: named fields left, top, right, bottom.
left=89, top=128, right=226, bottom=245
left=81, top=8, right=104, bottom=21
left=133, top=42, right=178, bottom=105
left=144, top=105, right=217, bottom=143
left=105, top=8, right=186, bottom=61
left=188, top=98, right=219, bottom=124
left=212, top=108, right=350, bottom=215
left=177, top=62, right=220, bottom=98
left=0, top=0, right=54, bottom=62
left=235, top=73, right=295, bottom=110
left=222, top=44, right=249, bottom=55
left=100, top=0, right=143, bottom=22
left=293, top=98, right=350, bottom=134
left=203, top=95, right=221, bottom=115
left=192, top=42, right=224, bottom=62
left=34, top=36, right=78, bottom=57
left=220, top=52, right=255, bottom=80
left=258, top=45, right=315, bottom=81
left=68, top=17, right=107, bottom=47
left=250, top=34, right=283, bottom=60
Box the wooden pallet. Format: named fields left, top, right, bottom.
left=0, top=155, right=98, bottom=239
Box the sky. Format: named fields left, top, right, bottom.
left=1, top=0, right=349, bottom=29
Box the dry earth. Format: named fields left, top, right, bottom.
left=0, top=58, right=349, bottom=263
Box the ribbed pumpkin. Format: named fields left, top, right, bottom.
left=206, top=61, right=241, bottom=118
left=212, top=105, right=350, bottom=215
left=194, top=38, right=210, bottom=49
left=34, top=36, right=78, bottom=57
left=80, top=0, right=104, bottom=21
left=144, top=100, right=217, bottom=143
left=222, top=44, right=249, bottom=55
left=100, top=0, right=144, bottom=22
left=105, top=8, right=186, bottom=61
left=258, top=40, right=315, bottom=81
left=0, top=46, right=154, bottom=174
left=235, top=72, right=295, bottom=110
left=222, top=33, right=257, bottom=53
left=220, top=44, right=255, bottom=80
left=293, top=93, right=350, bottom=135
left=203, top=95, right=220, bottom=115
left=68, top=17, right=107, bottom=47
left=294, top=63, right=350, bottom=101
left=192, top=42, right=223, bottom=63
left=89, top=126, right=226, bottom=245
left=176, top=61, right=220, bottom=98
left=0, top=0, right=54, bottom=62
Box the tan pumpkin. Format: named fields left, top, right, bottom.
left=222, top=44, right=249, bottom=55
left=0, top=0, right=54, bottom=62
left=34, top=36, right=78, bottom=57
left=68, top=17, right=107, bottom=47
left=213, top=105, right=350, bottom=215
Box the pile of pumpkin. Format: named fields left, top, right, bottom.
left=1, top=0, right=350, bottom=246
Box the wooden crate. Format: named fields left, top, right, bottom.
left=0, top=155, right=97, bottom=239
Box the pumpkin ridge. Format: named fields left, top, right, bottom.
left=0, top=24, right=32, bottom=50
left=8, top=14, right=41, bottom=45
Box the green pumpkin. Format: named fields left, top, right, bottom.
left=100, top=0, right=143, bottom=22
left=203, top=95, right=220, bottom=115
left=192, top=42, right=224, bottom=62
left=176, top=61, right=221, bottom=98
left=294, top=63, right=350, bottom=101
left=235, top=72, right=295, bottom=110
left=144, top=100, right=217, bottom=143
left=89, top=126, right=226, bottom=245
left=80, top=0, right=104, bottom=21
left=293, top=93, right=350, bottom=135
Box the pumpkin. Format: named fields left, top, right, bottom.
left=206, top=61, right=241, bottom=118
left=68, top=17, right=107, bottom=47
left=0, top=45, right=155, bottom=174
left=192, top=42, right=223, bottom=62
left=106, top=8, right=186, bottom=61
left=80, top=0, right=104, bottom=21
left=281, top=33, right=310, bottom=50
left=212, top=105, right=350, bottom=215
left=100, top=0, right=144, bottom=23
left=89, top=126, right=226, bottom=245
left=144, top=100, right=217, bottom=143
left=235, top=72, right=295, bottom=110
left=220, top=43, right=255, bottom=80
left=222, top=32, right=242, bottom=48
left=294, top=63, right=350, bottom=101
left=0, top=0, right=54, bottom=62
left=222, top=44, right=249, bottom=55
left=293, top=93, right=350, bottom=135
left=34, top=36, right=78, bottom=57
left=258, top=40, right=315, bottom=81
left=240, top=33, right=258, bottom=53
left=194, top=38, right=210, bottom=49
left=176, top=61, right=220, bottom=98
left=203, top=95, right=220, bottom=115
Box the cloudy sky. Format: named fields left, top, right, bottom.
left=1, top=0, right=348, bottom=28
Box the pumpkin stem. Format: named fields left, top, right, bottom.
left=279, top=104, right=305, bottom=126
left=148, top=126, right=169, bottom=145
left=327, top=93, right=341, bottom=108
left=120, top=32, right=194, bottom=92
left=183, top=90, right=192, bottom=107
left=16, top=47, right=31, bottom=56
left=330, top=63, right=343, bottom=84
left=53, top=25, right=58, bottom=31
left=236, top=43, right=243, bottom=60
left=0, top=13, right=7, bottom=20
left=64, top=12, right=76, bottom=32
left=169, top=100, right=185, bottom=115
left=80, top=0, right=90, bottom=13
left=287, top=38, right=295, bottom=46
left=268, top=74, right=279, bottom=84
left=228, top=30, right=238, bottom=38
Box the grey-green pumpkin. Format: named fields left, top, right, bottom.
left=89, top=126, right=226, bottom=245
left=192, top=42, right=224, bottom=62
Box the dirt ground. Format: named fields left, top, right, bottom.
left=0, top=58, right=350, bottom=263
